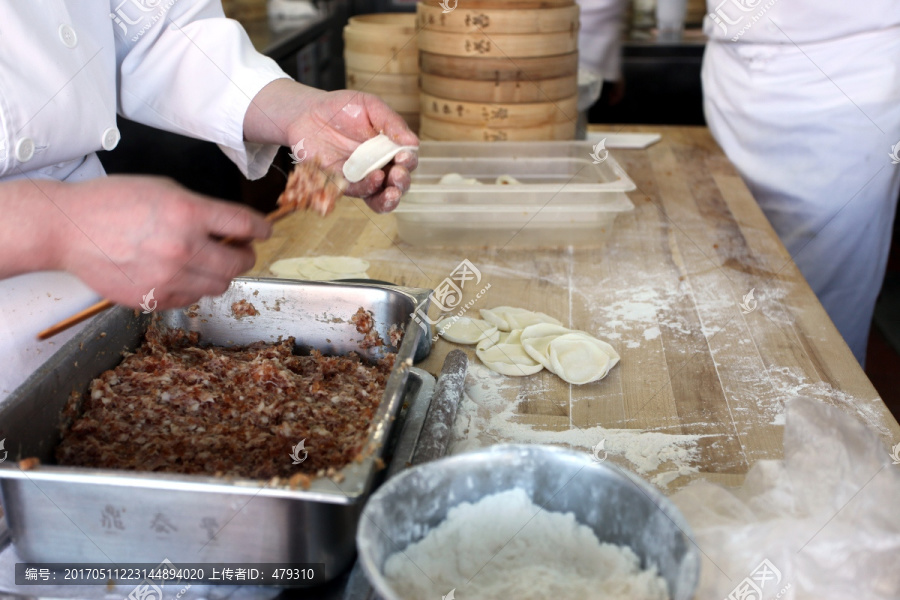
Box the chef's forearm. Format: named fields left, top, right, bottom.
left=0, top=179, right=66, bottom=278
left=242, top=79, right=320, bottom=147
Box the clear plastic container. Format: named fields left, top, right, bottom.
left=394, top=141, right=636, bottom=248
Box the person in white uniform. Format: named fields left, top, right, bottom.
left=577, top=0, right=629, bottom=105
left=702, top=1, right=900, bottom=365
left=0, top=2, right=418, bottom=396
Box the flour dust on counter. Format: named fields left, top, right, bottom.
left=383, top=488, right=669, bottom=600
left=451, top=364, right=704, bottom=488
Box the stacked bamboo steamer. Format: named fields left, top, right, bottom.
left=416, top=0, right=580, bottom=141
left=344, top=14, right=420, bottom=132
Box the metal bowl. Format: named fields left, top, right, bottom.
left=357, top=444, right=699, bottom=599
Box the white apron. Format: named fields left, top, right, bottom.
left=702, top=3, right=900, bottom=364
left=0, top=1, right=288, bottom=397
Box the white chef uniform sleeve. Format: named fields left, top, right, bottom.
left=112, top=0, right=292, bottom=180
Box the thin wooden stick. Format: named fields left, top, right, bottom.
left=36, top=204, right=299, bottom=341
left=36, top=299, right=114, bottom=340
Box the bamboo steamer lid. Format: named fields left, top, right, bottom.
left=420, top=72, right=576, bottom=103
left=346, top=13, right=417, bottom=35
left=420, top=114, right=575, bottom=141
left=416, top=3, right=579, bottom=34
left=419, top=51, right=578, bottom=80
left=346, top=70, right=419, bottom=95
left=420, top=92, right=576, bottom=127
left=418, top=28, right=578, bottom=58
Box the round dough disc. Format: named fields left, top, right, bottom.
left=477, top=328, right=523, bottom=351
left=297, top=264, right=342, bottom=281
left=480, top=306, right=563, bottom=331
left=520, top=323, right=576, bottom=367
left=436, top=317, right=498, bottom=345
left=313, top=256, right=370, bottom=274
left=547, top=333, right=616, bottom=384
left=476, top=341, right=543, bottom=377
left=270, top=257, right=314, bottom=278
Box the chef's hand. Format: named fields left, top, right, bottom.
left=0, top=176, right=271, bottom=310
left=244, top=79, right=418, bottom=213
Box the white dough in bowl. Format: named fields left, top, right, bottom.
left=547, top=333, right=620, bottom=384
left=436, top=317, right=498, bottom=345
left=342, top=134, right=418, bottom=183
left=480, top=306, right=563, bottom=331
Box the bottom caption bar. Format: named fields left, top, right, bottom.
left=16, top=563, right=325, bottom=585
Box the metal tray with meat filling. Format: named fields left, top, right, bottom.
left=0, top=277, right=433, bottom=583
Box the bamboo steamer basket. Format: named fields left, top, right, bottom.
left=343, top=29, right=417, bottom=57
left=421, top=92, right=576, bottom=127
left=419, top=51, right=578, bottom=80
left=346, top=70, right=419, bottom=95
left=399, top=113, right=420, bottom=133
left=418, top=29, right=578, bottom=58
left=420, top=72, right=576, bottom=103
left=417, top=2, right=579, bottom=141
left=375, top=93, right=421, bottom=114
left=346, top=13, right=418, bottom=33
left=344, top=13, right=419, bottom=131
left=344, top=49, right=418, bottom=74
left=685, top=0, right=706, bottom=26
left=416, top=3, right=579, bottom=34
left=420, top=115, right=575, bottom=141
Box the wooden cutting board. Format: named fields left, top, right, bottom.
left=249, top=125, right=900, bottom=493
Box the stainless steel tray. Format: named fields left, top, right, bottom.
left=0, top=278, right=432, bottom=583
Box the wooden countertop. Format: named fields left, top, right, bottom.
left=248, top=125, right=900, bottom=492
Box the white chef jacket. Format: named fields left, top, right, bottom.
left=702, top=5, right=900, bottom=365
left=0, top=1, right=290, bottom=397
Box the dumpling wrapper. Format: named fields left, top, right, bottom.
left=547, top=333, right=620, bottom=384
left=313, top=256, right=370, bottom=274
left=271, top=255, right=370, bottom=280
left=436, top=317, right=498, bottom=345
left=475, top=336, right=543, bottom=377
left=520, top=323, right=577, bottom=367
left=439, top=173, right=482, bottom=185
left=480, top=306, right=563, bottom=332
left=495, top=175, right=521, bottom=185
left=270, top=257, right=314, bottom=278
left=342, top=134, right=418, bottom=183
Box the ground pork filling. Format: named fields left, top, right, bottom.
left=55, top=326, right=395, bottom=480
